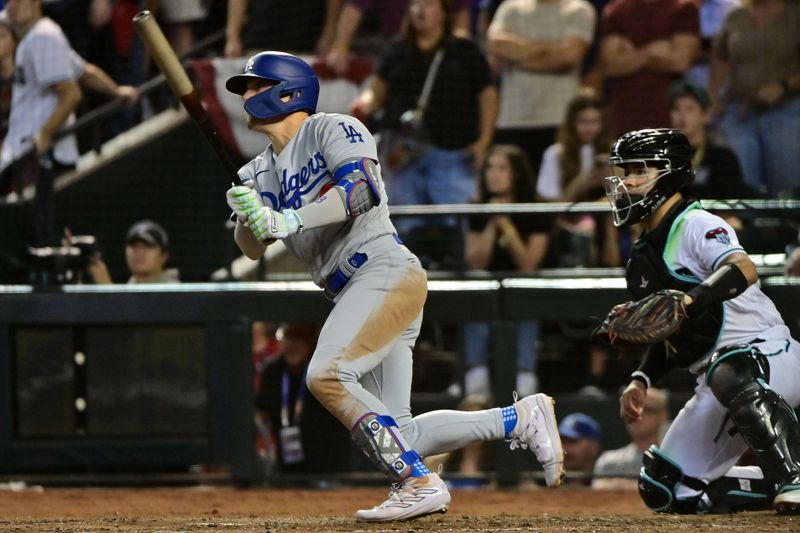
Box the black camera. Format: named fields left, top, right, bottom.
left=25, top=235, right=102, bottom=286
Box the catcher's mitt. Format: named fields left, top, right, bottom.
left=593, top=289, right=688, bottom=350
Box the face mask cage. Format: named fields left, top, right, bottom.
left=604, top=158, right=673, bottom=226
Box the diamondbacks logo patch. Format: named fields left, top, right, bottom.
left=705, top=227, right=730, bottom=244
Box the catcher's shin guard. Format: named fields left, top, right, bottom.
left=638, top=445, right=707, bottom=514
left=706, top=345, right=800, bottom=484
left=351, top=413, right=429, bottom=482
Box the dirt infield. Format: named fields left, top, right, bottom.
left=0, top=487, right=796, bottom=532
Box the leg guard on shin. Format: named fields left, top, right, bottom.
left=706, top=345, right=800, bottom=483
left=351, top=413, right=429, bottom=482
left=639, top=445, right=707, bottom=514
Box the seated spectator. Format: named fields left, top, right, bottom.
left=559, top=412, right=602, bottom=486
left=669, top=80, right=764, bottom=238
left=73, top=219, right=179, bottom=284
left=537, top=88, right=612, bottom=204
left=536, top=89, right=626, bottom=399
left=537, top=87, right=619, bottom=268
left=464, top=145, right=550, bottom=398
left=255, top=322, right=352, bottom=477
left=592, top=388, right=670, bottom=489
left=120, top=220, right=178, bottom=284
left=668, top=81, right=758, bottom=203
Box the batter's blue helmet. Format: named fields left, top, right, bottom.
left=225, top=51, right=320, bottom=120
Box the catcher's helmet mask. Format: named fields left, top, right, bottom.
left=604, top=128, right=694, bottom=227
left=226, top=51, right=320, bottom=120
left=605, top=159, right=673, bottom=227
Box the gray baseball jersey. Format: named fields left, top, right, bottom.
left=0, top=17, right=85, bottom=171
left=238, top=112, right=397, bottom=287
left=238, top=112, right=514, bottom=464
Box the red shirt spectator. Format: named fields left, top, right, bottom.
left=600, top=0, right=700, bottom=135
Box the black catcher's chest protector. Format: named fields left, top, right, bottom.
left=625, top=200, right=723, bottom=368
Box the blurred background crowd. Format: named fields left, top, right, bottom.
left=0, top=0, right=798, bottom=485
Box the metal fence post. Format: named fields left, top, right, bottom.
left=491, top=319, right=518, bottom=486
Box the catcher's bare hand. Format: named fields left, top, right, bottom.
left=620, top=380, right=647, bottom=424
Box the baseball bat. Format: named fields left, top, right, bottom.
left=133, top=10, right=242, bottom=185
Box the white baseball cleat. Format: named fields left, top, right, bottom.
left=508, top=393, right=565, bottom=487
left=774, top=480, right=800, bottom=514
left=355, top=472, right=451, bottom=522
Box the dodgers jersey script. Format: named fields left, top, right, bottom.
left=238, top=113, right=397, bottom=286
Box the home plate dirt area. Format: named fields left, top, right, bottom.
left=0, top=487, right=796, bottom=532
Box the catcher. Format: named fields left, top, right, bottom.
left=594, top=128, right=800, bottom=515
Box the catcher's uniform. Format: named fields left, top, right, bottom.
left=626, top=199, right=800, bottom=486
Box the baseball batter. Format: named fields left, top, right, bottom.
left=223, top=52, right=564, bottom=522
left=600, top=128, right=800, bottom=514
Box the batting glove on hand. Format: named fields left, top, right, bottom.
left=247, top=206, right=303, bottom=241
left=226, top=185, right=261, bottom=220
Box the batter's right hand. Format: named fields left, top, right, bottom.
left=226, top=185, right=261, bottom=220
left=620, top=380, right=646, bottom=424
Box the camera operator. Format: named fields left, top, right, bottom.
left=68, top=220, right=179, bottom=285
left=24, top=232, right=102, bottom=285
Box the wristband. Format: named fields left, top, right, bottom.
left=631, top=371, right=651, bottom=390
left=283, top=209, right=304, bottom=234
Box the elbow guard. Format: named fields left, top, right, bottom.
left=332, top=157, right=382, bottom=218
left=687, top=262, right=750, bottom=313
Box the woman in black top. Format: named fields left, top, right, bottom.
left=353, top=0, right=497, bottom=237
left=462, top=145, right=550, bottom=398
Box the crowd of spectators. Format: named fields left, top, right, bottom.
left=2, top=0, right=796, bottom=224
